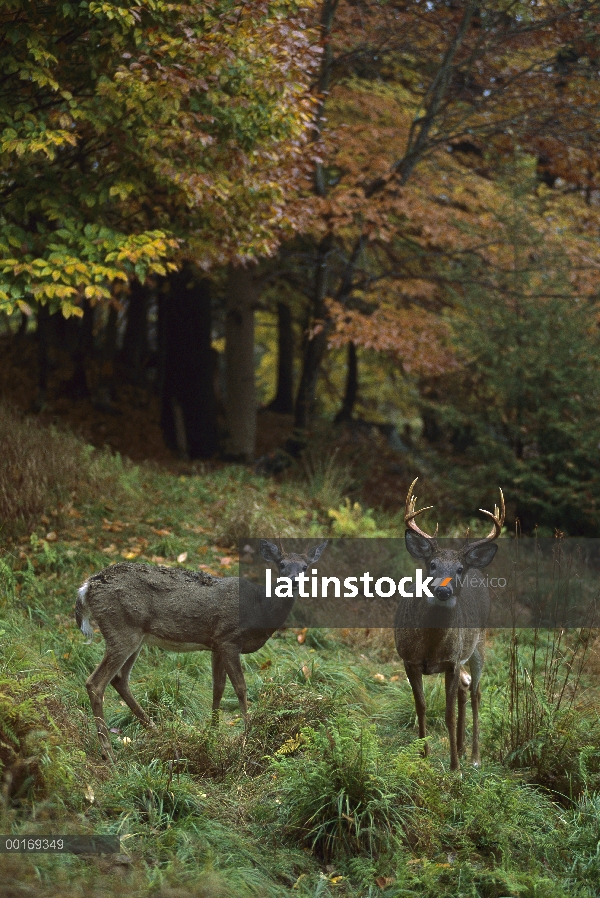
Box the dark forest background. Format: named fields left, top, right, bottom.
left=3, top=0, right=600, bottom=534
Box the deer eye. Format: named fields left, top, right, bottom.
left=430, top=561, right=436, bottom=571
left=457, top=566, right=463, bottom=575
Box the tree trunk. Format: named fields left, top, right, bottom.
left=33, top=304, right=50, bottom=412
left=17, top=311, right=28, bottom=340
left=335, top=342, right=358, bottom=424
left=267, top=302, right=294, bottom=414
left=103, top=304, right=119, bottom=365
left=121, top=280, right=149, bottom=383
left=159, top=266, right=218, bottom=459
left=286, top=2, right=339, bottom=447
left=293, top=235, right=332, bottom=439
left=62, top=300, right=93, bottom=400
left=94, top=304, right=119, bottom=411
left=224, top=264, right=257, bottom=461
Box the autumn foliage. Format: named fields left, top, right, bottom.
left=0, top=1, right=320, bottom=315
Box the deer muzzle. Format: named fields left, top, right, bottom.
left=434, top=584, right=453, bottom=602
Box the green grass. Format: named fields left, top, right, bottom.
left=1, top=433, right=600, bottom=897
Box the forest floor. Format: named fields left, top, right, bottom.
left=0, top=412, right=600, bottom=897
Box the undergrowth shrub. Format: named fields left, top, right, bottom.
left=328, top=499, right=388, bottom=537
left=270, top=715, right=414, bottom=860
left=487, top=628, right=600, bottom=793
left=212, top=492, right=298, bottom=547
left=242, top=682, right=335, bottom=775
left=451, top=771, right=563, bottom=865
left=136, top=720, right=237, bottom=780
left=0, top=401, right=124, bottom=532
left=565, top=790, right=600, bottom=892
left=300, top=446, right=353, bottom=511
left=0, top=674, right=75, bottom=805
left=98, top=759, right=205, bottom=827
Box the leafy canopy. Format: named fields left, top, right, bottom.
left=0, top=1, right=320, bottom=316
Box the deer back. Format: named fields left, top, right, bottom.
left=81, top=562, right=297, bottom=653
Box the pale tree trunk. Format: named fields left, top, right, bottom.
left=224, top=264, right=258, bottom=461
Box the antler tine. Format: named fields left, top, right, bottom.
left=404, top=477, right=437, bottom=542
left=470, top=488, right=505, bottom=545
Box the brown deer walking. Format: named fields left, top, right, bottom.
left=76, top=540, right=327, bottom=758
left=395, top=479, right=504, bottom=770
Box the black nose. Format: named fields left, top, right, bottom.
left=435, top=586, right=452, bottom=601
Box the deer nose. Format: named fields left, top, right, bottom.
left=435, top=585, right=453, bottom=601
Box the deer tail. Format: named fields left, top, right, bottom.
left=75, top=581, right=94, bottom=643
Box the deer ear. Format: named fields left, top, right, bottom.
left=260, top=540, right=282, bottom=564
left=405, top=530, right=435, bottom=561
left=463, top=542, right=498, bottom=569
left=307, top=541, right=328, bottom=566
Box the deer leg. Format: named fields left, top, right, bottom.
left=404, top=663, right=428, bottom=756
left=219, top=644, right=248, bottom=723
left=211, top=651, right=227, bottom=726
left=86, top=640, right=142, bottom=759
left=469, top=644, right=484, bottom=767
left=110, top=648, right=154, bottom=728
left=457, top=669, right=471, bottom=757
left=445, top=666, right=461, bottom=771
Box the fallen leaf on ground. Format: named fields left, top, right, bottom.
left=103, top=519, right=126, bottom=532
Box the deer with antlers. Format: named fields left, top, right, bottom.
left=395, top=478, right=505, bottom=770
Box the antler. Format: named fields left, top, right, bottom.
left=468, top=489, right=505, bottom=549
left=405, top=477, right=438, bottom=542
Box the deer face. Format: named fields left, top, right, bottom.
left=260, top=540, right=328, bottom=594
left=405, top=533, right=498, bottom=608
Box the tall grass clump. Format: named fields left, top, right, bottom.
left=564, top=789, right=600, bottom=893
left=489, top=627, right=600, bottom=792
left=300, top=445, right=353, bottom=511
left=0, top=401, right=123, bottom=531
left=269, top=715, right=412, bottom=861
left=212, top=490, right=299, bottom=547
left=0, top=673, right=77, bottom=806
